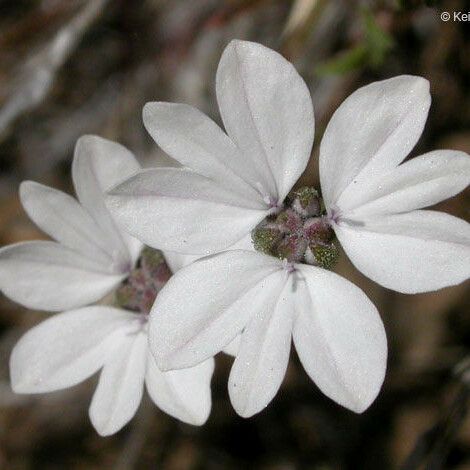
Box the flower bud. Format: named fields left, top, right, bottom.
left=277, top=234, right=308, bottom=263
left=291, top=186, right=321, bottom=217
left=305, top=243, right=339, bottom=270
left=252, top=185, right=339, bottom=270
left=275, top=209, right=302, bottom=233
left=251, top=223, right=283, bottom=255
left=303, top=217, right=335, bottom=244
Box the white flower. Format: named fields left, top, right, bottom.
left=0, top=136, right=214, bottom=435
left=106, top=40, right=470, bottom=417
left=0, top=136, right=142, bottom=311
left=149, top=250, right=386, bottom=417
left=10, top=306, right=214, bottom=435
left=107, top=40, right=470, bottom=294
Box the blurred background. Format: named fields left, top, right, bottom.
left=0, top=0, right=469, bottom=468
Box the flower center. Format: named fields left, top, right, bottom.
left=251, top=186, right=338, bottom=270
left=115, top=247, right=172, bottom=315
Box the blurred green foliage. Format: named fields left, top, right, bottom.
left=316, top=7, right=394, bottom=76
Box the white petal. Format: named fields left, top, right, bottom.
left=338, top=150, right=470, bottom=217
left=149, top=250, right=283, bottom=369
left=106, top=168, right=267, bottom=254
left=216, top=40, right=314, bottom=202
left=293, top=266, right=387, bottom=413
left=75, top=136, right=141, bottom=191
left=0, top=241, right=124, bottom=311
left=143, top=102, right=263, bottom=204
left=162, top=240, right=257, bottom=345
left=163, top=234, right=255, bottom=274
left=229, top=233, right=256, bottom=251
left=222, top=335, right=241, bottom=356
left=320, top=76, right=430, bottom=209
left=163, top=233, right=255, bottom=274
left=20, top=181, right=113, bottom=267
left=228, top=275, right=293, bottom=417
left=335, top=210, right=470, bottom=294
left=10, top=306, right=135, bottom=393
left=163, top=252, right=201, bottom=274
left=89, top=330, right=147, bottom=436
left=72, top=136, right=141, bottom=268
left=145, top=354, right=214, bottom=426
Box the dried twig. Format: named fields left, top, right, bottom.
left=0, top=0, right=108, bottom=138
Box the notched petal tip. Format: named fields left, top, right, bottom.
left=89, top=407, right=133, bottom=437
left=394, top=74, right=431, bottom=110
left=18, top=179, right=38, bottom=199
left=389, top=74, right=430, bottom=96
left=224, top=38, right=251, bottom=53
left=75, top=133, right=106, bottom=149
left=224, top=38, right=271, bottom=56
left=73, top=135, right=104, bottom=164
left=18, top=180, right=47, bottom=214
left=226, top=38, right=244, bottom=48
left=142, top=101, right=170, bottom=126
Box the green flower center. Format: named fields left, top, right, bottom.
left=251, top=186, right=338, bottom=270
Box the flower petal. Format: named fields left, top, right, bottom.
left=163, top=252, right=201, bottom=274
left=0, top=241, right=124, bottom=311
left=20, top=181, right=114, bottom=267
left=222, top=335, right=241, bottom=356
left=89, top=330, right=147, bottom=436
left=335, top=210, right=470, bottom=293
left=10, top=306, right=135, bottom=393
left=75, top=136, right=141, bottom=191
left=163, top=234, right=255, bottom=274
left=293, top=266, right=387, bottom=413
left=106, top=168, right=267, bottom=254
left=338, top=150, right=470, bottom=217
left=149, top=250, right=283, bottom=369
left=145, top=354, right=214, bottom=426
left=163, top=240, right=257, bottom=345
left=216, top=40, right=314, bottom=202
left=72, top=136, right=141, bottom=268
left=143, top=102, right=263, bottom=204
left=320, top=76, right=430, bottom=209
left=228, top=275, right=293, bottom=417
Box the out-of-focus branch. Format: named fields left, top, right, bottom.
left=282, top=0, right=319, bottom=38
left=0, top=0, right=109, bottom=139
left=401, top=358, right=470, bottom=470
